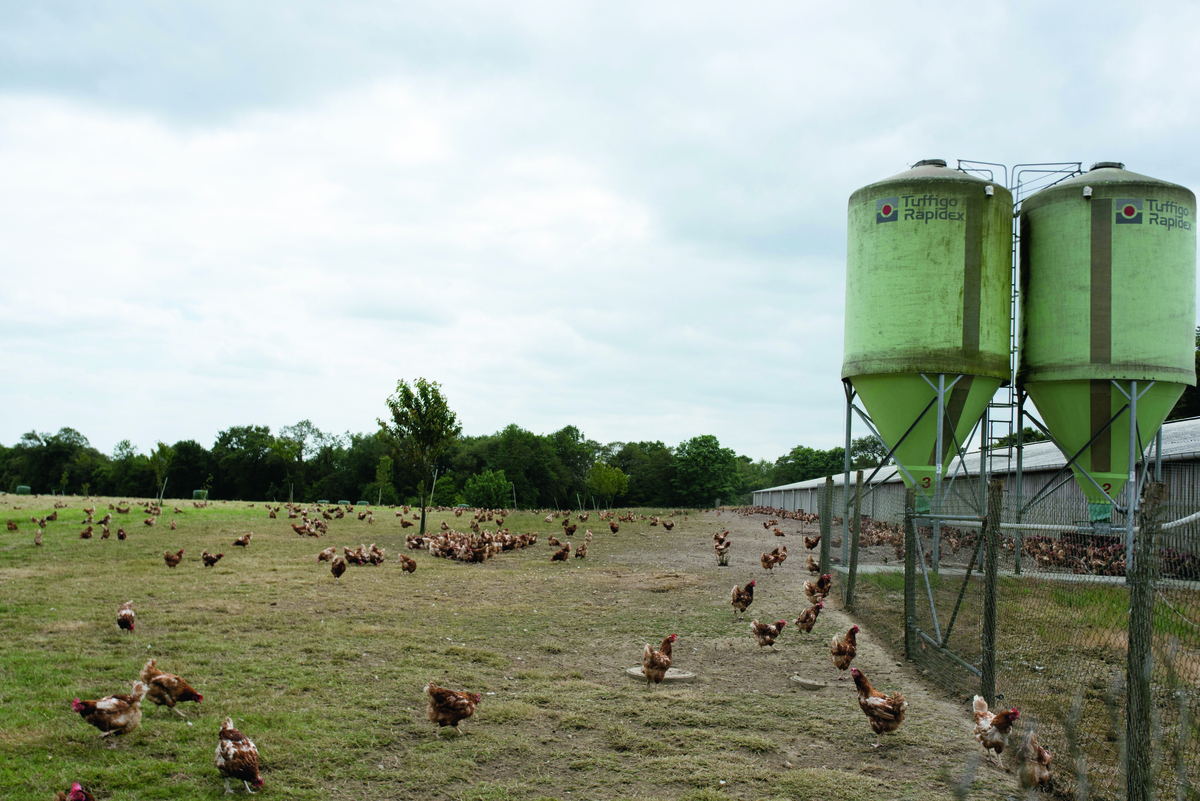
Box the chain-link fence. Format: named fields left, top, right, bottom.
left=793, top=461, right=1200, bottom=799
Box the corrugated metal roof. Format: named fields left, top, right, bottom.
left=755, top=416, right=1200, bottom=494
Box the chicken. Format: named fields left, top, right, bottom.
left=760, top=551, right=778, bottom=572
left=609, top=521, right=619, bottom=534
left=972, top=695, right=1020, bottom=767
left=751, top=619, right=786, bottom=650
left=399, top=553, right=417, bottom=573
left=202, top=550, right=225, bottom=567
left=317, top=546, right=335, bottom=562
left=79, top=526, right=93, bottom=539
left=794, top=601, right=824, bottom=634
left=425, top=681, right=482, bottom=737
left=662, top=520, right=675, bottom=531
left=805, top=573, right=832, bottom=604
left=170, top=519, right=177, bottom=531
left=730, top=580, right=755, bottom=620
left=163, top=548, right=184, bottom=568
left=35, top=529, right=43, bottom=546
left=101, top=525, right=110, bottom=539
left=54, top=783, right=95, bottom=801
left=117, top=527, right=126, bottom=540
left=1017, top=730, right=1052, bottom=790
left=233, top=533, right=252, bottom=547
left=72, top=681, right=147, bottom=744
left=851, top=667, right=908, bottom=748
left=774, top=544, right=788, bottom=566
left=215, top=716, right=263, bottom=794
left=830, top=625, right=859, bottom=679
left=5, top=519, right=16, bottom=531
left=574, top=541, right=588, bottom=559
left=117, top=601, right=135, bottom=633
left=805, top=534, right=821, bottom=550
left=641, top=633, right=677, bottom=689
left=331, top=556, right=347, bottom=581
left=548, top=535, right=561, bottom=546
left=551, top=542, right=571, bottom=561
left=140, top=658, right=203, bottom=717
left=143, top=517, right=156, bottom=527
left=773, top=527, right=785, bottom=537
left=806, top=554, right=819, bottom=574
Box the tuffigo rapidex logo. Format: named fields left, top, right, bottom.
left=1115, top=198, right=1143, bottom=225
left=876, top=197, right=898, bottom=223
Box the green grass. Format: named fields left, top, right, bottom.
left=0, top=500, right=1015, bottom=800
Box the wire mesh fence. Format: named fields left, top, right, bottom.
left=793, top=461, right=1200, bottom=799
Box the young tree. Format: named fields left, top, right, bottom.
left=464, top=469, right=510, bottom=509
left=148, top=441, right=175, bottom=502
left=586, top=462, right=629, bottom=508
left=379, top=378, right=462, bottom=535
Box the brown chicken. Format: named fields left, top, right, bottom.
left=773, top=527, right=785, bottom=537
left=609, top=521, right=619, bottom=534
left=317, top=546, right=335, bottom=562
left=662, top=520, right=675, bottom=531
left=761, top=550, right=778, bottom=572
left=642, top=633, right=677, bottom=688
left=851, top=667, right=908, bottom=748
left=830, top=625, right=859, bottom=679
left=163, top=548, right=184, bottom=568
left=54, top=782, right=95, bottom=801
left=774, top=544, right=788, bottom=566
left=730, top=580, right=755, bottom=620
left=79, top=526, right=93, bottom=539
left=72, top=681, right=147, bottom=743
left=117, top=527, right=126, bottom=540
left=117, top=601, right=135, bottom=633
left=551, top=542, right=571, bottom=561
left=215, top=716, right=263, bottom=794
left=794, top=601, right=824, bottom=634
left=399, top=553, right=417, bottom=573
left=973, top=695, right=1020, bottom=767
left=548, top=535, right=561, bottom=546
left=201, top=550, right=224, bottom=567
left=331, top=556, right=346, bottom=581
left=806, top=554, right=819, bottom=574
left=425, top=681, right=482, bottom=737
left=140, top=659, right=203, bottom=717
left=805, top=573, right=832, bottom=604
left=574, top=541, right=588, bottom=559
left=233, top=532, right=252, bottom=547
left=5, top=519, right=16, bottom=531
left=805, top=533, right=820, bottom=550
left=1017, top=730, right=1052, bottom=790
left=751, top=619, right=786, bottom=650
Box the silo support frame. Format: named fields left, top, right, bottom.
left=842, top=383, right=938, bottom=504
left=1016, top=401, right=1130, bottom=516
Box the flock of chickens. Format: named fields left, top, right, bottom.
left=733, top=507, right=1054, bottom=791
left=11, top=495, right=1060, bottom=797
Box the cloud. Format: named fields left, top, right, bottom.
left=1, top=2, right=1197, bottom=463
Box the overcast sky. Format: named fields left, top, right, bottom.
left=2, top=2, right=1197, bottom=461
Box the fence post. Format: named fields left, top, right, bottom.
left=819, top=476, right=832, bottom=576
left=981, top=478, right=1002, bottom=706
left=846, top=470, right=863, bottom=610
left=1128, top=482, right=1165, bottom=801
left=904, top=488, right=917, bottom=660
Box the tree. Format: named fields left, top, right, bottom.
left=379, top=378, right=462, bottom=535
left=148, top=441, right=175, bottom=501
left=850, top=436, right=890, bottom=470
left=464, top=469, right=510, bottom=509
left=673, top=435, right=739, bottom=508
left=985, top=426, right=1050, bottom=450
left=587, top=462, right=629, bottom=508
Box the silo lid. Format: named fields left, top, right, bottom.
left=1090, top=161, right=1125, bottom=171
left=914, top=159, right=947, bottom=168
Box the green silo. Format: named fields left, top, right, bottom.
left=843, top=160, right=1013, bottom=493
left=1018, top=162, right=1197, bottom=508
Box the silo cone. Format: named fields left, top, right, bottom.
left=1019, top=163, right=1196, bottom=513
left=844, top=160, right=1013, bottom=498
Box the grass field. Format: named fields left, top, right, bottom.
left=0, top=498, right=1019, bottom=800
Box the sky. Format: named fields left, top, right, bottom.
left=2, top=1, right=1198, bottom=462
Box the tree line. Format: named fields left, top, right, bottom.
left=0, top=416, right=886, bottom=508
